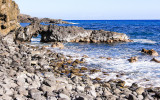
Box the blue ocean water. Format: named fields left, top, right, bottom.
left=21, top=20, right=160, bottom=87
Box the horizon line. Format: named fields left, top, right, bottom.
left=63, top=19, right=160, bottom=20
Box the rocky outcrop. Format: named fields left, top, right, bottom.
left=18, top=14, right=69, bottom=24
left=15, top=22, right=40, bottom=42
left=40, top=25, right=92, bottom=42
left=40, top=25, right=131, bottom=43
left=17, top=14, right=39, bottom=23
left=15, top=23, right=132, bottom=43
left=0, top=0, right=20, bottom=36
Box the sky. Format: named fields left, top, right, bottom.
left=14, top=0, right=160, bottom=20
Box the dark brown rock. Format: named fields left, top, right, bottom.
left=151, top=58, right=160, bottom=63
left=128, top=57, right=138, bottom=63
left=141, top=48, right=158, bottom=56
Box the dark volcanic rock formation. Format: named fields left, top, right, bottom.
left=40, top=25, right=131, bottom=43
left=18, top=14, right=69, bottom=24
left=0, top=0, right=20, bottom=36
left=17, top=14, right=39, bottom=23
left=15, top=23, right=132, bottom=43
left=141, top=48, right=159, bottom=56
left=15, top=22, right=40, bottom=42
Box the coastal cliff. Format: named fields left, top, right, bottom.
left=0, top=0, right=20, bottom=36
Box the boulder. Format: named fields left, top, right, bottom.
left=128, top=57, right=138, bottom=63
left=141, top=48, right=158, bottom=56
left=0, top=0, right=20, bottom=36
left=151, top=58, right=160, bottom=63
left=51, top=42, right=64, bottom=49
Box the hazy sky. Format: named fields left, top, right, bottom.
left=14, top=0, right=160, bottom=20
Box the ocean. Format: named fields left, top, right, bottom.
left=21, top=20, right=160, bottom=87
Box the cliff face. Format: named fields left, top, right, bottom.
left=0, top=0, right=20, bottom=36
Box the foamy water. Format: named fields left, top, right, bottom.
left=46, top=42, right=160, bottom=88
left=23, top=20, right=160, bottom=88
left=133, top=39, right=157, bottom=44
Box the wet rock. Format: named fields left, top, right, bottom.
left=151, top=58, right=160, bottom=63
left=71, top=68, right=80, bottom=74
left=128, top=57, right=138, bottom=63
left=130, top=83, right=138, bottom=91
left=90, top=69, right=101, bottom=73
left=141, top=48, right=159, bottom=56
left=82, top=55, right=89, bottom=58
left=107, top=57, right=112, bottom=60
left=80, top=67, right=88, bottom=73
left=80, top=58, right=86, bottom=62
left=94, top=77, right=102, bottom=81
left=51, top=42, right=64, bottom=49
left=117, top=80, right=125, bottom=87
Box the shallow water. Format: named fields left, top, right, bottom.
left=21, top=20, right=160, bottom=87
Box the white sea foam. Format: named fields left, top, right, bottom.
left=31, top=38, right=41, bottom=42
left=30, top=42, right=160, bottom=88
left=69, top=22, right=79, bottom=24
left=51, top=45, right=160, bottom=88
left=133, top=39, right=157, bottom=44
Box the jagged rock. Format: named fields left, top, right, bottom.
left=15, top=22, right=40, bottom=42
left=40, top=25, right=131, bottom=43
left=141, top=48, right=159, bottom=56
left=18, top=14, right=39, bottom=23
left=18, top=14, right=69, bottom=24
left=151, top=58, right=160, bottom=63
left=15, top=22, right=132, bottom=44
left=128, top=57, right=138, bottom=63
left=40, top=25, right=92, bottom=42
left=51, top=42, right=64, bottom=49
left=0, top=0, right=20, bottom=36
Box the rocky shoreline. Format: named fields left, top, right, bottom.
left=0, top=0, right=160, bottom=99
left=0, top=35, right=160, bottom=100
